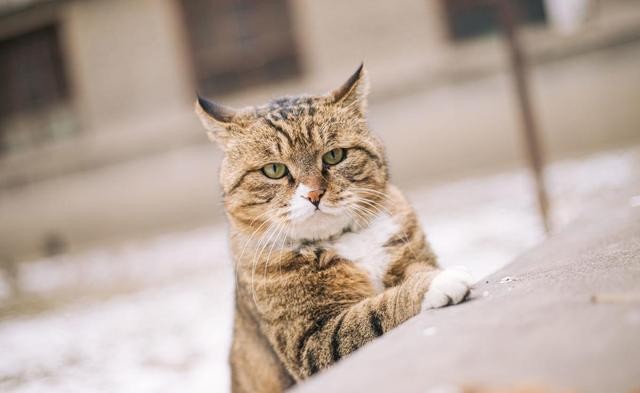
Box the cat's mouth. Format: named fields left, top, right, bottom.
left=290, top=201, right=343, bottom=221
left=287, top=206, right=353, bottom=241
left=317, top=204, right=343, bottom=215
left=295, top=206, right=335, bottom=222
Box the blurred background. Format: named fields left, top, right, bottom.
left=0, top=0, right=639, bottom=392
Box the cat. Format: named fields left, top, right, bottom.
left=195, top=64, right=473, bottom=393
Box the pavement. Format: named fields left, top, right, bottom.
left=295, top=194, right=640, bottom=393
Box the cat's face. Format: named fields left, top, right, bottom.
left=196, top=65, right=388, bottom=241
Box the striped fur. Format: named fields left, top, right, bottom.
left=195, top=65, right=470, bottom=392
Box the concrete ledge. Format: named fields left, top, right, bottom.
left=295, top=200, right=640, bottom=393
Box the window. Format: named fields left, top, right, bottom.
left=442, top=0, right=547, bottom=41
left=179, top=0, right=301, bottom=96
left=0, top=24, right=74, bottom=154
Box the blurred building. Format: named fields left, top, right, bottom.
left=1, top=0, right=639, bottom=260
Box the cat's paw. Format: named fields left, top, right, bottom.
left=421, top=267, right=473, bottom=310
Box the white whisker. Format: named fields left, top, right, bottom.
left=250, top=223, right=280, bottom=310
left=355, top=195, right=419, bottom=260
left=235, top=210, right=273, bottom=289
left=262, top=222, right=287, bottom=295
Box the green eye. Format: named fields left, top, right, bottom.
left=261, top=163, right=288, bottom=179
left=322, top=148, right=345, bottom=165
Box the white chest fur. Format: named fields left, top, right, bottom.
left=330, top=213, right=400, bottom=293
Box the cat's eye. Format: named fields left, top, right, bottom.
left=261, top=163, right=288, bottom=179
left=322, top=148, right=345, bottom=166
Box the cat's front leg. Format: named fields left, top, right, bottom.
left=421, top=267, right=473, bottom=310
left=267, top=268, right=435, bottom=380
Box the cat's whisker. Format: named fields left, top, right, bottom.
left=251, top=224, right=283, bottom=312
left=352, top=193, right=390, bottom=208
left=276, top=225, right=291, bottom=277
left=357, top=197, right=389, bottom=210
left=248, top=224, right=273, bottom=302
left=240, top=210, right=275, bottom=248
left=351, top=189, right=391, bottom=205
left=353, top=190, right=389, bottom=202
left=350, top=200, right=419, bottom=266
left=350, top=203, right=379, bottom=220
left=235, top=210, right=274, bottom=288
left=253, top=222, right=281, bottom=279
left=246, top=209, right=274, bottom=230
left=355, top=194, right=398, bottom=220
left=351, top=186, right=389, bottom=197
left=345, top=198, right=375, bottom=220
left=250, top=223, right=280, bottom=310
left=356, top=196, right=420, bottom=260
left=346, top=204, right=375, bottom=229
left=357, top=197, right=392, bottom=216
left=262, top=222, right=287, bottom=295
left=344, top=208, right=367, bottom=231
left=345, top=188, right=387, bottom=203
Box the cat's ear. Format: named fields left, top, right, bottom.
left=195, top=94, right=244, bottom=148
left=329, top=63, right=369, bottom=116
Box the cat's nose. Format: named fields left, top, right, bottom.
left=306, top=189, right=325, bottom=208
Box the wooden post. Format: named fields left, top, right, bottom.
left=497, top=0, right=551, bottom=233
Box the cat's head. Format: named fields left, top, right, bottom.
left=195, top=64, right=389, bottom=241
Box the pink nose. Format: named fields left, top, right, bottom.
left=306, top=189, right=325, bottom=207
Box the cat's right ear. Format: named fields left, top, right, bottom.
left=195, top=94, right=241, bottom=148
left=329, top=63, right=369, bottom=117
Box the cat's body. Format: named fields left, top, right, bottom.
left=195, top=65, right=472, bottom=393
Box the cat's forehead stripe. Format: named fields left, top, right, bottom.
left=260, top=108, right=322, bottom=150
left=264, top=117, right=294, bottom=147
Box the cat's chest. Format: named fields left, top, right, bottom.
left=330, top=214, right=400, bottom=293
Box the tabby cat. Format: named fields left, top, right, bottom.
left=195, top=64, right=473, bottom=393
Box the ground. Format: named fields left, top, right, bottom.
left=1, top=147, right=638, bottom=393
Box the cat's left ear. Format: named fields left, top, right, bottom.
left=195, top=94, right=246, bottom=149
left=329, top=63, right=369, bottom=116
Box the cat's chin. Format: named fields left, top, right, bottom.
left=287, top=209, right=353, bottom=242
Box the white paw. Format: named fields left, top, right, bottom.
left=421, top=267, right=473, bottom=310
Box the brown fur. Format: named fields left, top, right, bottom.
left=196, top=65, right=453, bottom=392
